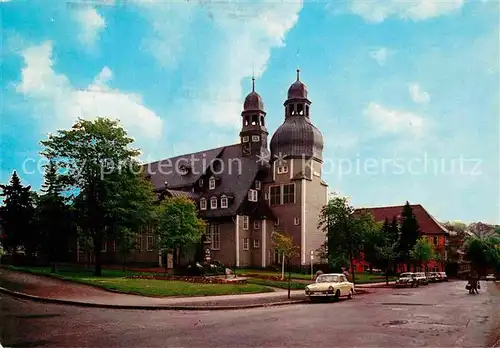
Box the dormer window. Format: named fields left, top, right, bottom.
left=277, top=166, right=288, bottom=174
left=200, top=198, right=207, bottom=211
left=248, top=189, right=258, bottom=202
left=255, top=180, right=261, bottom=190
left=199, top=179, right=204, bottom=187
left=209, top=177, right=216, bottom=190
left=242, top=136, right=249, bottom=143
left=210, top=197, right=217, bottom=209
left=221, top=195, right=228, bottom=208
left=179, top=165, right=189, bottom=175
left=254, top=220, right=260, bottom=229
left=252, top=135, right=260, bottom=142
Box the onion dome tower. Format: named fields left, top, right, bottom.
left=270, top=69, right=324, bottom=162
left=240, top=77, right=269, bottom=159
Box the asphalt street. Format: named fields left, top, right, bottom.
left=1, top=280, right=498, bottom=347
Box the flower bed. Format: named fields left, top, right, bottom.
left=126, top=274, right=247, bottom=285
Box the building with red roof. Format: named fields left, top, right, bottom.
left=353, top=204, right=450, bottom=273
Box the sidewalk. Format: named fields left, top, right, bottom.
left=0, top=268, right=307, bottom=310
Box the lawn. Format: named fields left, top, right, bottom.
left=246, top=278, right=306, bottom=290
left=236, top=268, right=396, bottom=284
left=7, top=266, right=274, bottom=297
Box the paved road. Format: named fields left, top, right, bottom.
left=1, top=281, right=498, bottom=347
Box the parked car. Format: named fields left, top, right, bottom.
left=437, top=272, right=448, bottom=282
left=414, top=272, right=429, bottom=285
left=304, top=273, right=355, bottom=301
left=426, top=272, right=438, bottom=283
left=395, top=272, right=418, bottom=287
left=485, top=274, right=496, bottom=281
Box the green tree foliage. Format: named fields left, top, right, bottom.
left=410, top=237, right=435, bottom=271
left=155, top=196, right=205, bottom=270
left=41, top=117, right=156, bottom=276
left=464, top=235, right=499, bottom=275
left=271, top=231, right=299, bottom=299
left=0, top=171, right=36, bottom=256
left=398, top=202, right=421, bottom=269
left=318, top=194, right=379, bottom=283
left=115, top=227, right=140, bottom=271
left=36, top=161, right=74, bottom=272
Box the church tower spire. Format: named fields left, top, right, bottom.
left=240, top=77, right=268, bottom=157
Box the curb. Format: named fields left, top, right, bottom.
left=0, top=287, right=309, bottom=311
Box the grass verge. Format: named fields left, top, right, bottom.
left=246, top=278, right=306, bottom=290
left=5, top=266, right=274, bottom=297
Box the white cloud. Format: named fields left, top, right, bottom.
left=73, top=6, right=106, bottom=48
left=15, top=41, right=164, bottom=157
left=408, top=83, right=430, bottom=104
left=364, top=102, right=427, bottom=136
left=349, top=0, right=464, bottom=23
left=369, top=47, right=396, bottom=66
left=134, top=1, right=303, bottom=128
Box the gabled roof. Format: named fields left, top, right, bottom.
left=143, top=146, right=224, bottom=190
left=355, top=204, right=450, bottom=236
left=143, top=143, right=270, bottom=219
left=200, top=144, right=266, bottom=218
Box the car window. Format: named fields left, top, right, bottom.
left=340, top=276, right=346, bottom=282
left=317, top=275, right=339, bottom=283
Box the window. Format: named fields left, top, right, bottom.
left=209, top=177, right=216, bottom=190
left=207, top=223, right=220, bottom=250
left=270, top=186, right=281, bottom=205
left=243, top=237, right=249, bottom=250
left=112, top=241, right=116, bottom=251
left=283, top=184, right=295, bottom=204
left=294, top=217, right=300, bottom=226
left=135, top=236, right=142, bottom=251
left=200, top=198, right=207, bottom=210
left=254, top=239, right=260, bottom=248
left=243, top=216, right=249, bottom=230
left=277, top=166, right=288, bottom=174
left=242, top=136, right=249, bottom=143
left=210, top=197, right=217, bottom=209
left=255, top=180, right=261, bottom=190
left=146, top=235, right=154, bottom=251
left=254, top=220, right=260, bottom=229
left=433, top=236, right=438, bottom=245
left=252, top=135, right=260, bottom=142
left=264, top=192, right=269, bottom=200
left=274, top=218, right=280, bottom=226
left=221, top=196, right=228, bottom=208
left=199, top=179, right=204, bottom=187
left=248, top=189, right=258, bottom=202
left=101, top=241, right=107, bottom=252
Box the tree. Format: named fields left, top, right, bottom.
left=271, top=231, right=299, bottom=299
left=0, top=171, right=36, bottom=258
left=360, top=215, right=384, bottom=273
left=464, top=235, right=499, bottom=276
left=41, top=117, right=156, bottom=276
left=36, top=161, right=74, bottom=272
left=115, top=227, right=139, bottom=271
left=410, top=237, right=435, bottom=271
left=375, top=242, right=399, bottom=284
left=155, top=196, right=205, bottom=271
left=398, top=202, right=421, bottom=271
left=318, top=194, right=375, bottom=284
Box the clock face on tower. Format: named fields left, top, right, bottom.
left=242, top=142, right=251, bottom=155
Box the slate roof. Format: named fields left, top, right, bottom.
left=199, top=144, right=268, bottom=218
left=355, top=204, right=450, bottom=236
left=143, top=147, right=224, bottom=190
left=143, top=143, right=270, bottom=219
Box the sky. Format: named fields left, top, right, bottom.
left=1, top=0, right=499, bottom=224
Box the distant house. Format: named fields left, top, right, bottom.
left=353, top=204, right=450, bottom=273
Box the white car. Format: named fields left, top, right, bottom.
left=304, top=273, right=355, bottom=301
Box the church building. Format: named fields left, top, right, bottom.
left=95, top=70, right=329, bottom=269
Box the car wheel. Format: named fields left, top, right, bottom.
left=347, top=289, right=354, bottom=299
left=334, top=289, right=341, bottom=300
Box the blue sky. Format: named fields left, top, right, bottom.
left=1, top=0, right=499, bottom=224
